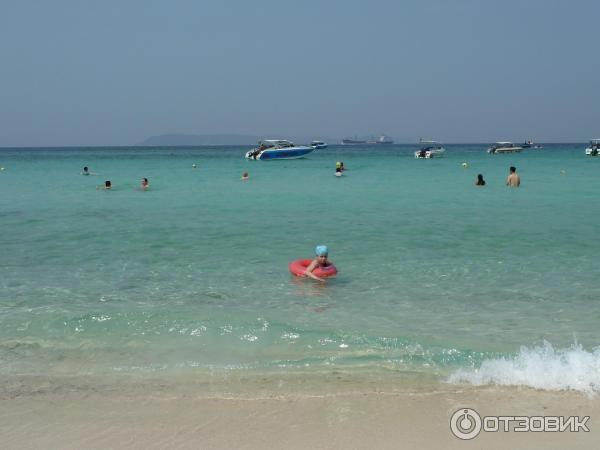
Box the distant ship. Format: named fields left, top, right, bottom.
left=521, top=139, right=543, bottom=149
left=341, top=137, right=367, bottom=145
left=341, top=134, right=394, bottom=145
left=368, top=134, right=394, bottom=145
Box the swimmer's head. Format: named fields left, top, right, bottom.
left=315, top=245, right=328, bottom=257
left=83, top=166, right=89, bottom=171
left=105, top=180, right=112, bottom=188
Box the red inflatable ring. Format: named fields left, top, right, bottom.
left=288, top=259, right=338, bottom=278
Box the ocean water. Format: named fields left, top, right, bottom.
left=1, top=144, right=599, bottom=393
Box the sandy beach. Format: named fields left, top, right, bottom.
left=1, top=375, right=598, bottom=450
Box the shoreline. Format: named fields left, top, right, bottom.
left=1, top=380, right=598, bottom=449
left=2, top=374, right=599, bottom=449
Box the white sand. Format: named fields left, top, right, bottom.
left=1, top=377, right=598, bottom=449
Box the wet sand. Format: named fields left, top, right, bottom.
left=1, top=377, right=598, bottom=449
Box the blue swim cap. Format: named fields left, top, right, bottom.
left=315, top=245, right=329, bottom=256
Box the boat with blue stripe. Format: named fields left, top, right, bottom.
left=245, top=140, right=317, bottom=160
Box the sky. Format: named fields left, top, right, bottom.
left=1, top=0, right=599, bottom=146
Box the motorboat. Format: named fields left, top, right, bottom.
left=521, top=139, right=543, bottom=149
left=311, top=140, right=328, bottom=149
left=487, top=142, right=522, bottom=154
left=415, top=139, right=445, bottom=158
left=585, top=139, right=600, bottom=156
left=245, top=140, right=316, bottom=160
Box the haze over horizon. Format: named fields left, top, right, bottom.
left=1, top=0, right=599, bottom=147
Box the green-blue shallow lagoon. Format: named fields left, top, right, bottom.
left=1, top=144, right=599, bottom=393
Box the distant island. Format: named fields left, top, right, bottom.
left=139, top=133, right=260, bottom=146
left=139, top=133, right=341, bottom=146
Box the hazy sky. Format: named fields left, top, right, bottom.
left=1, top=0, right=599, bottom=146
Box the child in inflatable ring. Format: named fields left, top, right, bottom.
left=305, top=245, right=334, bottom=282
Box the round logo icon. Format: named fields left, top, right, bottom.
left=450, top=408, right=482, bottom=440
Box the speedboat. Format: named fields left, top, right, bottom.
left=415, top=139, right=445, bottom=158
left=521, top=139, right=543, bottom=149
left=245, top=140, right=316, bottom=160
left=585, top=139, right=600, bottom=156
left=487, top=142, right=522, bottom=154
left=311, top=140, right=328, bottom=149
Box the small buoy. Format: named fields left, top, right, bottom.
left=192, top=164, right=197, bottom=168
left=0, top=167, right=5, bottom=171
left=462, top=162, right=468, bottom=168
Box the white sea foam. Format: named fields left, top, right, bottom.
left=448, top=341, right=600, bottom=394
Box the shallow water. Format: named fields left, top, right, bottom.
left=1, top=144, right=599, bottom=392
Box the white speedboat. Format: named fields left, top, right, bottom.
left=311, top=140, right=328, bottom=149
left=245, top=140, right=316, bottom=160
left=585, top=139, right=600, bottom=156
left=415, top=139, right=445, bottom=158
left=488, top=142, right=522, bottom=154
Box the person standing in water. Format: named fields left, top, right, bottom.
left=506, top=166, right=520, bottom=187
left=141, top=178, right=149, bottom=189
left=475, top=174, right=486, bottom=186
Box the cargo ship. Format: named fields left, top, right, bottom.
left=341, top=134, right=394, bottom=145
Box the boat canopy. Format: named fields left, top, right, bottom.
left=494, top=141, right=514, bottom=145
left=259, top=140, right=294, bottom=148
left=591, top=139, right=600, bottom=144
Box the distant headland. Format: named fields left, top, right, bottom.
left=139, top=133, right=260, bottom=146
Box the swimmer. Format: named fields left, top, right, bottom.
left=192, top=164, right=197, bottom=169
left=335, top=167, right=343, bottom=177
left=81, top=166, right=96, bottom=175
left=475, top=174, right=486, bottom=186
left=506, top=166, right=520, bottom=187
left=0, top=167, right=5, bottom=171
left=103, top=180, right=112, bottom=190
left=241, top=171, right=249, bottom=180
left=304, top=245, right=334, bottom=282
left=462, top=162, right=468, bottom=168
left=141, top=177, right=149, bottom=189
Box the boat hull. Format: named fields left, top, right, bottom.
left=245, top=146, right=316, bottom=160
left=488, top=147, right=522, bottom=154
left=415, top=148, right=445, bottom=158
left=341, top=139, right=367, bottom=145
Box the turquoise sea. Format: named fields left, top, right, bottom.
left=1, top=144, right=599, bottom=393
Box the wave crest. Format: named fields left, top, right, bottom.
left=448, top=341, right=600, bottom=393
